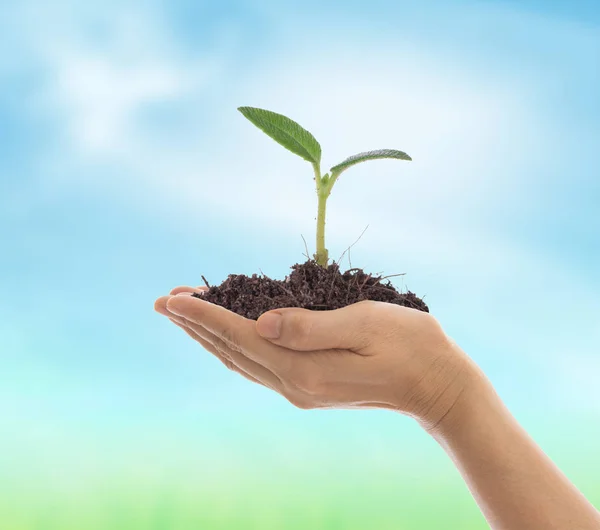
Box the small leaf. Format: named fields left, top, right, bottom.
left=238, top=106, right=322, bottom=166
left=330, top=149, right=412, bottom=176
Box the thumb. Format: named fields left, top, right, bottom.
left=255, top=304, right=372, bottom=351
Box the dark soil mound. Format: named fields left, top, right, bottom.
left=192, top=260, right=428, bottom=320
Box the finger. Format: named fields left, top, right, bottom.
left=169, top=285, right=208, bottom=295
left=169, top=318, right=266, bottom=387
left=154, top=295, right=173, bottom=317
left=166, top=295, right=292, bottom=373
left=255, top=304, right=376, bottom=352
left=176, top=316, right=282, bottom=391
left=161, top=294, right=284, bottom=387
left=155, top=291, right=205, bottom=317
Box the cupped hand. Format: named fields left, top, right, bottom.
left=155, top=288, right=475, bottom=430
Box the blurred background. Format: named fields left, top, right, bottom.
left=1, top=0, right=599, bottom=528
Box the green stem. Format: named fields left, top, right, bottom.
left=327, top=169, right=340, bottom=190
left=312, top=164, right=329, bottom=267
left=313, top=164, right=321, bottom=193
left=315, top=190, right=329, bottom=266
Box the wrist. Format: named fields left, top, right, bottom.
left=413, top=345, right=488, bottom=434
left=420, top=353, right=496, bottom=439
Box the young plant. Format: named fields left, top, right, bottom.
left=238, top=106, right=412, bottom=267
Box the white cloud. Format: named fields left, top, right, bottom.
left=22, top=4, right=225, bottom=158
left=55, top=54, right=189, bottom=153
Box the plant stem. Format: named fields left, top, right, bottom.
left=313, top=164, right=322, bottom=193
left=312, top=164, right=330, bottom=267
left=315, top=190, right=329, bottom=266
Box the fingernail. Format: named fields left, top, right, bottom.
left=176, top=292, right=194, bottom=296
left=257, top=312, right=282, bottom=339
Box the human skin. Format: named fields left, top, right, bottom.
left=155, top=287, right=600, bottom=530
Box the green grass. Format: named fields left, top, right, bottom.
left=2, top=414, right=598, bottom=529
left=1, top=472, right=490, bottom=530
left=4, top=468, right=598, bottom=530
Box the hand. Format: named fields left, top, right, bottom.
left=155, top=287, right=475, bottom=430
left=155, top=287, right=600, bottom=530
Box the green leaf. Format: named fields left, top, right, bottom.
left=238, top=106, right=322, bottom=166
left=330, top=149, right=412, bottom=176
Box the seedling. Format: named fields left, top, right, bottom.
left=238, top=107, right=412, bottom=267
left=191, top=107, right=427, bottom=320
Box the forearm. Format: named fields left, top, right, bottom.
left=427, top=354, right=600, bottom=530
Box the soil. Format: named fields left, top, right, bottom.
left=192, top=260, right=428, bottom=320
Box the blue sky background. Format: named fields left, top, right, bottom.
left=1, top=0, right=599, bottom=525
